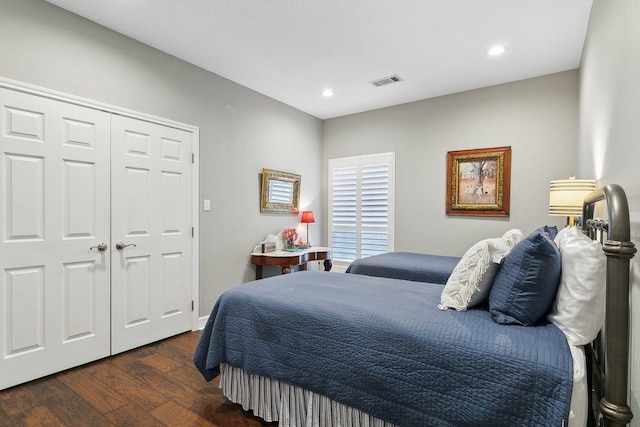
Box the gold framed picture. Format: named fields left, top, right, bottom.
left=260, top=168, right=301, bottom=213
left=446, top=146, right=511, bottom=217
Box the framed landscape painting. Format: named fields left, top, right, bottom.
left=446, top=146, right=511, bottom=217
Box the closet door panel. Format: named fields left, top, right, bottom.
left=111, top=115, right=192, bottom=354
left=0, top=88, right=111, bottom=390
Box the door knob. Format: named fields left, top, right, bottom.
left=90, top=243, right=108, bottom=252
left=115, top=242, right=137, bottom=250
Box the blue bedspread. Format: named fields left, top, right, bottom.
left=345, top=252, right=460, bottom=284
left=194, top=271, right=572, bottom=427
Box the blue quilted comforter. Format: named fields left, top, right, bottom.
left=194, top=271, right=572, bottom=427
left=345, top=252, right=460, bottom=284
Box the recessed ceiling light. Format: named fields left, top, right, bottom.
left=487, top=45, right=505, bottom=56
left=322, top=89, right=334, bottom=97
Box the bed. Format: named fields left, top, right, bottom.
left=345, top=252, right=460, bottom=284
left=194, top=184, right=635, bottom=427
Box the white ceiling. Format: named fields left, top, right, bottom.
left=44, top=0, right=593, bottom=120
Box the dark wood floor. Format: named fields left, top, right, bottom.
left=0, top=331, right=275, bottom=426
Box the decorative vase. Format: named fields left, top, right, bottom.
left=286, top=240, right=295, bottom=250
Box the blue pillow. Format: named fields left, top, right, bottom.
left=536, top=225, right=559, bottom=240
left=489, top=230, right=562, bottom=325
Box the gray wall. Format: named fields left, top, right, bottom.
left=0, top=0, right=323, bottom=316
left=579, top=1, right=640, bottom=423
left=322, top=71, right=579, bottom=257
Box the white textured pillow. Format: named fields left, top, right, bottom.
left=548, top=227, right=606, bottom=345
left=501, top=228, right=525, bottom=248
left=439, top=238, right=510, bottom=311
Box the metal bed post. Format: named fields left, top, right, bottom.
left=582, top=184, right=636, bottom=427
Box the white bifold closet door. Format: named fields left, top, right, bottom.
left=0, top=87, right=112, bottom=388
left=110, top=115, right=192, bottom=355
left=0, top=87, right=193, bottom=389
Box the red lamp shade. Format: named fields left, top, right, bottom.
left=300, top=211, right=315, bottom=224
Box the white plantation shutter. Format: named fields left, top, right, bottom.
left=361, top=163, right=389, bottom=257
left=329, top=153, right=395, bottom=263
left=331, top=166, right=357, bottom=261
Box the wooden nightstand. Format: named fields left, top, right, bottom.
left=250, top=247, right=332, bottom=280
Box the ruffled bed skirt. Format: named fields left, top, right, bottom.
left=220, top=363, right=397, bottom=427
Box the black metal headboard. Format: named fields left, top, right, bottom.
left=582, top=184, right=636, bottom=427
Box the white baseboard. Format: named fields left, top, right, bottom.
left=197, top=315, right=209, bottom=330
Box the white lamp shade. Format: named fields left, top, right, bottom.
left=549, top=178, right=596, bottom=216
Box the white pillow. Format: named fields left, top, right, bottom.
left=439, top=230, right=523, bottom=311
left=553, top=225, right=571, bottom=248
left=502, top=228, right=525, bottom=248
left=548, top=226, right=606, bottom=346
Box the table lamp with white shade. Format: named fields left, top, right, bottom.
left=549, top=175, right=596, bottom=227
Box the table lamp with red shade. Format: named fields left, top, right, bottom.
left=300, top=211, right=315, bottom=246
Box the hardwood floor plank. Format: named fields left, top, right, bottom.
left=166, top=365, right=214, bottom=393
left=158, top=331, right=201, bottom=362
left=0, top=404, right=14, bottom=426
left=26, top=378, right=114, bottom=427
left=57, top=369, right=129, bottom=414
left=10, top=405, right=67, bottom=427
left=149, top=400, right=217, bottom=427
left=90, top=363, right=171, bottom=412
left=115, top=358, right=207, bottom=409
left=0, top=385, right=38, bottom=416
left=105, top=344, right=158, bottom=368
left=140, top=352, right=184, bottom=373
left=105, top=403, right=165, bottom=427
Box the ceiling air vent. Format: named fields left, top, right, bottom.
left=370, top=75, right=403, bottom=87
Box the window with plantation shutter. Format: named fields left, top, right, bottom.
left=328, top=153, right=395, bottom=264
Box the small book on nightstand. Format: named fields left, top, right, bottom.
left=261, top=242, right=276, bottom=253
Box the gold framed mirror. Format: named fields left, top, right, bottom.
left=260, top=168, right=301, bottom=213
